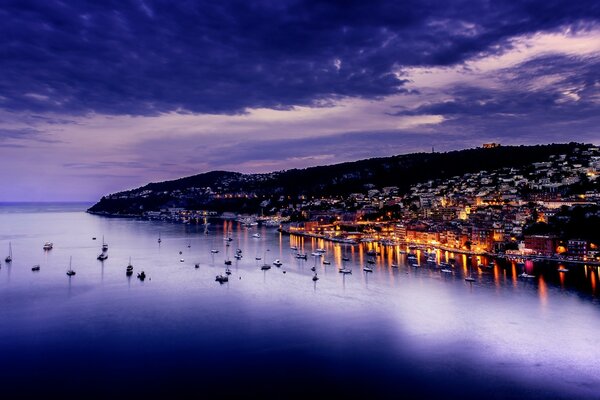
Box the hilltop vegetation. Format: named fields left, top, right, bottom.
left=88, top=143, right=590, bottom=215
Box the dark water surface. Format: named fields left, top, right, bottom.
left=0, top=204, right=599, bottom=399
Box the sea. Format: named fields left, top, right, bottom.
left=0, top=203, right=599, bottom=399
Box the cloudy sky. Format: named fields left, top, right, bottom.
left=1, top=0, right=599, bottom=201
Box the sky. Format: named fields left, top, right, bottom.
left=1, top=0, right=599, bottom=201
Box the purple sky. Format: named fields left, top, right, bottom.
left=1, top=1, right=599, bottom=201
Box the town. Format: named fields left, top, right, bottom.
left=92, top=144, right=600, bottom=263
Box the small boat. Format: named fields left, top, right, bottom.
left=273, top=259, right=283, bottom=267
left=310, top=266, right=316, bottom=272
left=92, top=237, right=96, bottom=240
left=366, top=258, right=375, bottom=264
left=312, top=274, right=319, bottom=281
left=465, top=276, right=476, bottom=282
left=195, top=263, right=200, bottom=269
left=31, top=264, right=41, bottom=271
left=211, top=249, right=219, bottom=254
left=66, top=256, right=75, bottom=276
left=255, top=257, right=262, bottom=260
left=215, top=274, right=228, bottom=283
left=252, top=233, right=261, bottom=238
left=224, top=237, right=233, bottom=242
left=311, top=252, right=322, bottom=257
left=391, top=263, right=398, bottom=268
left=224, top=260, right=232, bottom=266
left=261, top=263, right=271, bottom=270
left=137, top=271, right=146, bottom=281
left=296, top=253, right=308, bottom=260
left=410, top=263, right=419, bottom=268
left=97, top=253, right=108, bottom=261
left=519, top=272, right=535, bottom=279
left=363, top=265, right=373, bottom=272
left=126, top=257, right=133, bottom=276
left=558, top=267, right=569, bottom=273
left=407, top=254, right=417, bottom=260
left=342, top=257, right=350, bottom=262
left=323, top=260, right=331, bottom=265
left=339, top=267, right=352, bottom=274
left=290, top=246, right=298, bottom=251
left=157, top=234, right=161, bottom=243
left=316, top=248, right=326, bottom=253
left=234, top=254, right=242, bottom=260
left=225, top=267, right=232, bottom=275
left=180, top=258, right=184, bottom=262
left=5, top=242, right=12, bottom=263
left=179, top=251, right=182, bottom=255
left=441, top=268, right=452, bottom=274
left=43, top=242, right=53, bottom=250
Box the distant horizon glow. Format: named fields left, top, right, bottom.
left=1, top=1, right=599, bottom=201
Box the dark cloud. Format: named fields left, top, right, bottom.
left=391, top=54, right=600, bottom=140
left=1, top=0, right=599, bottom=116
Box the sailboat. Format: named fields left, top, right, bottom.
left=66, top=256, right=76, bottom=276
left=158, top=232, right=162, bottom=243
left=339, top=258, right=352, bottom=274
left=126, top=257, right=133, bottom=276
left=224, top=244, right=232, bottom=265
left=101, top=236, right=108, bottom=251
left=464, top=262, right=475, bottom=282
left=5, top=242, right=12, bottom=263
left=312, top=273, right=319, bottom=281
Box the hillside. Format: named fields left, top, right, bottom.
left=88, top=142, right=590, bottom=215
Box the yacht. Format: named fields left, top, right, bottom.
left=557, top=267, right=569, bottom=273
left=252, top=233, right=261, bottom=238
left=323, top=260, right=331, bottom=265
left=363, top=265, right=374, bottom=272
left=316, top=248, right=326, bottom=253
left=66, top=256, right=75, bottom=276
left=273, top=259, right=283, bottom=267
left=339, top=266, right=352, bottom=274
left=5, top=242, right=12, bottom=263
left=391, top=263, right=398, bottom=268
left=31, top=264, right=41, bottom=271
left=43, top=242, right=53, bottom=250
left=296, top=253, right=308, bottom=260
left=441, top=268, right=452, bottom=274
left=126, top=258, right=134, bottom=276
left=464, top=276, right=476, bottom=282
left=519, top=272, right=535, bottom=279
left=311, top=252, right=322, bottom=257
left=211, top=249, right=219, bottom=254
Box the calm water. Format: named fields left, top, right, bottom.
left=1, top=203, right=599, bottom=399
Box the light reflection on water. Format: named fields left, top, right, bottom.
left=0, top=204, right=599, bottom=398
